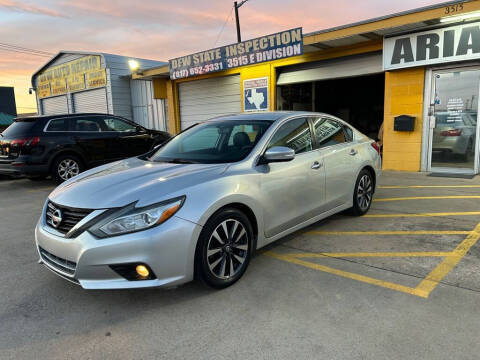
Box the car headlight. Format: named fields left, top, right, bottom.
left=93, top=197, right=185, bottom=237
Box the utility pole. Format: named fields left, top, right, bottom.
left=234, top=0, right=249, bottom=43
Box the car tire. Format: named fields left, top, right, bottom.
left=350, top=169, right=374, bottom=216
left=195, top=208, right=253, bottom=289
left=51, top=154, right=84, bottom=183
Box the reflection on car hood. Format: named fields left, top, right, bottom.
left=49, top=157, right=228, bottom=209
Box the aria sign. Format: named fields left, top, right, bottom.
left=383, top=22, right=480, bottom=70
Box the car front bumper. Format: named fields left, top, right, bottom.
left=35, top=208, right=202, bottom=289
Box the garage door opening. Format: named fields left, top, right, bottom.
left=277, top=73, right=385, bottom=140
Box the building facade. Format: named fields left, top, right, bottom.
left=31, top=51, right=168, bottom=131
left=136, top=0, right=480, bottom=175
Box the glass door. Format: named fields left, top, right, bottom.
left=428, top=68, right=480, bottom=174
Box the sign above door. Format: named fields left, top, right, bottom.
left=383, top=21, right=480, bottom=70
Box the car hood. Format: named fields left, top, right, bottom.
left=49, top=157, right=228, bottom=209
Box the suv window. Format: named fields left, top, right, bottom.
left=45, top=118, right=68, bottom=132
left=72, top=118, right=101, bottom=132
left=103, top=118, right=137, bottom=132
left=267, top=117, right=313, bottom=154
left=313, top=117, right=347, bottom=148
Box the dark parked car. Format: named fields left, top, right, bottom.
left=0, top=113, right=171, bottom=182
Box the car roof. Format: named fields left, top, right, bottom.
left=14, top=113, right=125, bottom=122
left=209, top=111, right=342, bottom=123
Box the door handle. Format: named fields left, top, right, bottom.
left=349, top=149, right=358, bottom=156
left=311, top=161, right=322, bottom=170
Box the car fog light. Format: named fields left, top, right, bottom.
left=136, top=265, right=150, bottom=277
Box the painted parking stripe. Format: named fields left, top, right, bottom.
left=374, top=195, right=480, bottom=202
left=415, top=221, right=480, bottom=297
left=265, top=251, right=423, bottom=297
left=364, top=211, right=480, bottom=218
left=379, top=185, right=480, bottom=189
left=287, top=251, right=453, bottom=258
left=305, top=230, right=471, bottom=236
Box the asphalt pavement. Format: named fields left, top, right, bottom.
left=1, top=171, right=480, bottom=359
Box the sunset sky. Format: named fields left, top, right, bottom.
left=0, top=0, right=448, bottom=114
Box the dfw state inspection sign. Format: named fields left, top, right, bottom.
left=244, top=77, right=268, bottom=112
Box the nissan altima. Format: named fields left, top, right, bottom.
left=35, top=112, right=381, bottom=289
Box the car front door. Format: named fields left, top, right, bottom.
left=102, top=117, right=153, bottom=159
left=259, top=117, right=326, bottom=238
left=313, top=117, right=359, bottom=210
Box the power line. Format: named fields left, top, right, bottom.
left=0, top=42, right=53, bottom=57
left=0, top=47, right=51, bottom=57
left=0, top=42, right=53, bottom=56
left=213, top=6, right=234, bottom=47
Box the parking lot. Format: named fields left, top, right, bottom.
left=1, top=171, right=480, bottom=360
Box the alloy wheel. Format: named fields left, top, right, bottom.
left=357, top=174, right=373, bottom=211
left=206, top=219, right=249, bottom=280
left=58, top=159, right=80, bottom=180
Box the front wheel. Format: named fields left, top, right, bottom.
left=195, top=208, right=253, bottom=289
left=351, top=169, right=374, bottom=216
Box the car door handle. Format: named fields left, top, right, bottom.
left=311, top=161, right=322, bottom=170
left=349, top=149, right=358, bottom=156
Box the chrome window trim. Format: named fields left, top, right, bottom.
left=43, top=115, right=142, bottom=133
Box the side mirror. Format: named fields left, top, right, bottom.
left=262, top=146, right=295, bottom=163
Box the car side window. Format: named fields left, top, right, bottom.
left=313, top=117, right=347, bottom=148
left=344, top=125, right=354, bottom=142
left=267, top=117, right=313, bottom=154
left=45, top=118, right=68, bottom=132
left=103, top=118, right=137, bottom=132
left=72, top=118, right=101, bottom=132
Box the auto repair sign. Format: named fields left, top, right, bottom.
left=169, top=28, right=303, bottom=80
left=383, top=22, right=480, bottom=70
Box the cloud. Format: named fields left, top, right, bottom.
left=0, top=0, right=65, bottom=17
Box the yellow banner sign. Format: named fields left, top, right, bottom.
left=67, top=74, right=86, bottom=92
left=37, top=83, right=51, bottom=98
left=86, top=69, right=107, bottom=89
left=38, top=55, right=101, bottom=85
left=51, top=79, right=67, bottom=96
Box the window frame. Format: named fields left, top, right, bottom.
left=309, top=116, right=352, bottom=150
left=263, top=116, right=316, bottom=157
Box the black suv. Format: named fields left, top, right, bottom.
left=0, top=113, right=171, bottom=182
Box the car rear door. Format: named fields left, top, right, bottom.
left=68, top=116, right=111, bottom=166
left=260, top=117, right=326, bottom=238
left=312, top=117, right=359, bottom=210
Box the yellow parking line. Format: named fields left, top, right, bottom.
left=415, top=222, right=480, bottom=297
left=305, top=230, right=471, bottom=236
left=374, top=195, right=480, bottom=202
left=288, top=251, right=452, bottom=258
left=364, top=211, right=480, bottom=218
left=264, top=251, right=424, bottom=298
left=379, top=185, right=480, bottom=189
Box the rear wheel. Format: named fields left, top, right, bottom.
left=351, top=169, right=374, bottom=216
left=51, top=155, right=83, bottom=183
left=195, top=208, right=253, bottom=289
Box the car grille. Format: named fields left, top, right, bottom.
left=46, top=201, right=93, bottom=234
left=39, top=246, right=77, bottom=276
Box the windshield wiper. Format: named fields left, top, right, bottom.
left=163, top=158, right=199, bottom=164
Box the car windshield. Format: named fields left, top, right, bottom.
left=149, top=120, right=273, bottom=164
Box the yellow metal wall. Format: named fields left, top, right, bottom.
left=382, top=68, right=425, bottom=171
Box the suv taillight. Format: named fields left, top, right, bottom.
left=11, top=137, right=40, bottom=147
left=440, top=129, right=462, bottom=136
left=371, top=142, right=381, bottom=155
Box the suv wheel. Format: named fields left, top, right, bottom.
left=351, top=169, right=374, bottom=216
left=52, top=155, right=83, bottom=183
left=195, top=208, right=253, bottom=289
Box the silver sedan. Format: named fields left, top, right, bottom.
left=35, top=112, right=381, bottom=289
